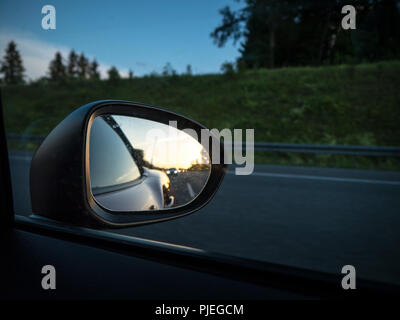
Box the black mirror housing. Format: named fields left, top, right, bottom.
left=30, top=100, right=226, bottom=228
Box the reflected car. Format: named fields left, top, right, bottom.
left=166, top=168, right=178, bottom=176
left=90, top=115, right=174, bottom=212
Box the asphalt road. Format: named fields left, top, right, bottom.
left=8, top=151, right=400, bottom=285
left=169, top=170, right=209, bottom=206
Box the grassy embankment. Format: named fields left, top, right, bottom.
left=2, top=60, right=400, bottom=170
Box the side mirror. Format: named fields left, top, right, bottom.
left=30, top=100, right=226, bottom=228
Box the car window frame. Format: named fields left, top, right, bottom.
left=1, top=91, right=399, bottom=299
left=0, top=90, right=14, bottom=230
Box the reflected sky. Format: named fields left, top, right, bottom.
left=113, top=115, right=210, bottom=169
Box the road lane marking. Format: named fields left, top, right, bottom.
left=9, top=154, right=400, bottom=186
left=227, top=171, right=400, bottom=186
left=186, top=183, right=195, bottom=198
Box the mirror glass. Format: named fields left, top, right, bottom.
left=89, top=115, right=211, bottom=212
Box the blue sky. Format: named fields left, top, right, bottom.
left=0, top=0, right=244, bottom=80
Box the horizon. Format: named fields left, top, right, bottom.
left=0, top=1, right=244, bottom=81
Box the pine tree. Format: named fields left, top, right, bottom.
left=212, top=0, right=400, bottom=68
left=48, top=52, right=66, bottom=81
left=89, top=59, right=100, bottom=80
left=186, top=64, right=192, bottom=75
left=107, top=66, right=120, bottom=82
left=0, top=41, right=25, bottom=85
left=77, top=53, right=89, bottom=79
left=67, top=50, right=78, bottom=78
left=162, top=62, right=176, bottom=76
left=128, top=69, right=134, bottom=79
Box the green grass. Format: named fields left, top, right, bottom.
left=2, top=60, right=400, bottom=170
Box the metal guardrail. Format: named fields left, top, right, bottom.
left=6, top=134, right=400, bottom=157
left=229, top=142, right=400, bottom=157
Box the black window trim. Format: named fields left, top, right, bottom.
left=0, top=90, right=14, bottom=230
left=12, top=214, right=400, bottom=299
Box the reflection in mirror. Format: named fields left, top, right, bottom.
left=89, top=115, right=211, bottom=212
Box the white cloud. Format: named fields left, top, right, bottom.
left=0, top=30, right=129, bottom=80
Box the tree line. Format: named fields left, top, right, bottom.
left=0, top=41, right=133, bottom=85
left=48, top=50, right=102, bottom=81
left=212, top=0, right=400, bottom=69
left=0, top=40, right=195, bottom=86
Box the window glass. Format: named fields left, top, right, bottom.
left=2, top=0, right=400, bottom=286
left=90, top=116, right=141, bottom=191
